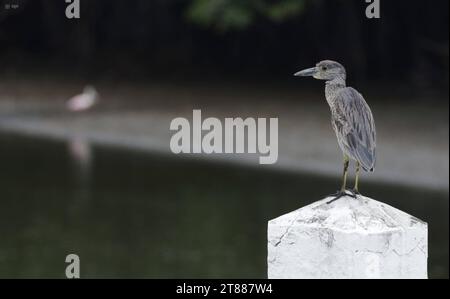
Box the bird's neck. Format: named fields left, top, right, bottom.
left=325, top=77, right=346, bottom=106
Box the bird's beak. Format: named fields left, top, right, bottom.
left=294, top=67, right=317, bottom=77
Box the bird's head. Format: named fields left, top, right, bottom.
left=294, top=60, right=346, bottom=81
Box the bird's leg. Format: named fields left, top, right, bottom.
left=340, top=156, right=350, bottom=192
left=327, top=156, right=351, bottom=204
left=352, top=161, right=361, bottom=196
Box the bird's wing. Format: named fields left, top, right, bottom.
left=333, top=87, right=376, bottom=171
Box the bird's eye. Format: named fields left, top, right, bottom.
left=321, top=66, right=328, bottom=71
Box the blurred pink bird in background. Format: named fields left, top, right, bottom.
left=66, top=85, right=99, bottom=112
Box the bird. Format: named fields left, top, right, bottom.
left=66, top=85, right=99, bottom=112
left=294, top=60, right=376, bottom=203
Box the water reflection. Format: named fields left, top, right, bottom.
left=68, top=136, right=93, bottom=181
left=0, top=134, right=447, bottom=278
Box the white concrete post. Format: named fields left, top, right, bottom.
left=268, top=195, right=428, bottom=279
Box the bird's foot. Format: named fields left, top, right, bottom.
left=351, top=189, right=361, bottom=198
left=326, top=190, right=356, bottom=204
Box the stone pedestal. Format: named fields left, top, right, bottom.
left=268, top=195, right=428, bottom=279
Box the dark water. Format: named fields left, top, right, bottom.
left=0, top=134, right=448, bottom=278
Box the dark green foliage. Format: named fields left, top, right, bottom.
left=186, top=0, right=306, bottom=31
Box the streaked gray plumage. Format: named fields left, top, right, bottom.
left=295, top=60, right=376, bottom=198
left=328, top=84, right=376, bottom=171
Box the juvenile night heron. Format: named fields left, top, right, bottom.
left=295, top=60, right=376, bottom=202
